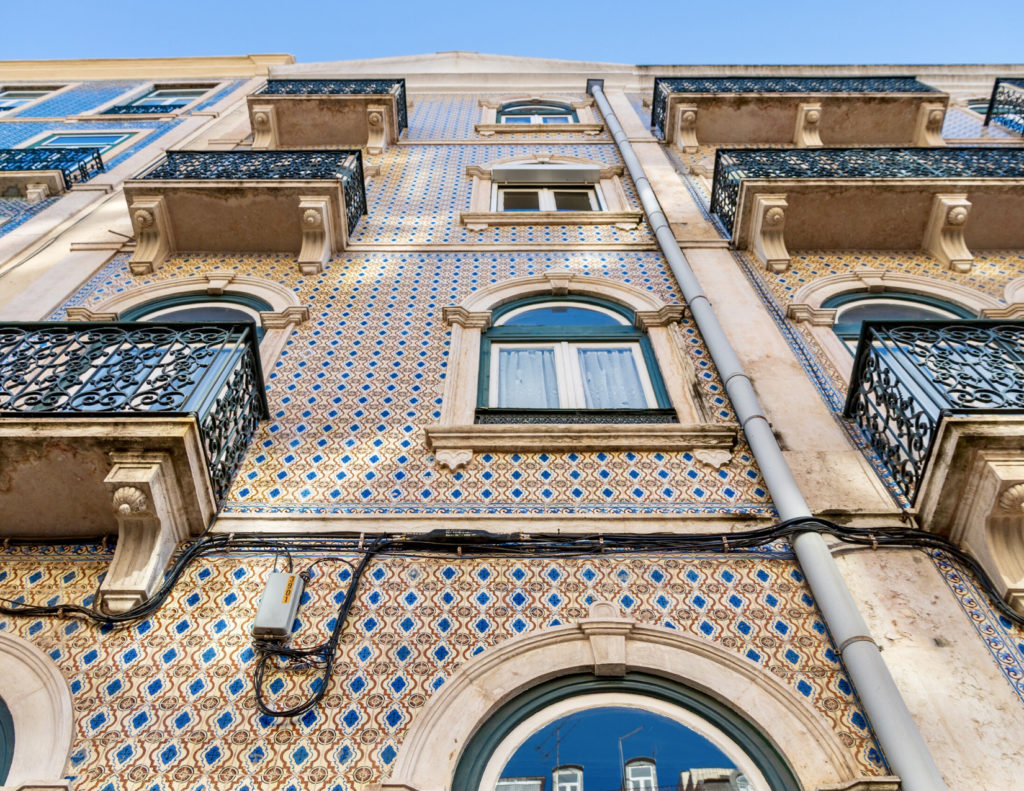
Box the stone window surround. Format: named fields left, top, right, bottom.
left=424, top=271, right=738, bottom=471
left=380, top=600, right=892, bottom=791
left=0, top=633, right=74, bottom=791
left=0, top=82, right=76, bottom=116
left=460, top=153, right=643, bottom=231
left=63, top=272, right=309, bottom=374
left=785, top=268, right=1019, bottom=380
left=475, top=95, right=604, bottom=136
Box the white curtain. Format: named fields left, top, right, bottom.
left=577, top=348, right=646, bottom=408
left=498, top=348, right=558, bottom=408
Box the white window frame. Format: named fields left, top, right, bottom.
left=625, top=761, right=657, bottom=790
left=29, top=131, right=134, bottom=153
left=495, top=185, right=602, bottom=212
left=553, top=766, right=583, bottom=791
left=130, top=85, right=214, bottom=107
left=489, top=341, right=658, bottom=409
left=0, top=85, right=65, bottom=113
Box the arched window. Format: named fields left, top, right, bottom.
left=455, top=675, right=795, bottom=791
left=497, top=100, right=578, bottom=125
left=823, top=292, right=974, bottom=352
left=478, top=297, right=672, bottom=421
left=121, top=292, right=273, bottom=340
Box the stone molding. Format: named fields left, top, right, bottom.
left=0, top=633, right=74, bottom=789
left=794, top=102, right=823, bottom=147
left=923, top=193, right=973, bottom=272
left=381, top=602, right=869, bottom=791
left=429, top=272, right=714, bottom=468
left=750, top=194, right=790, bottom=272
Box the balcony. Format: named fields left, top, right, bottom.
left=0, top=147, right=104, bottom=201
left=843, top=320, right=1024, bottom=611
left=710, top=147, right=1024, bottom=272
left=102, top=103, right=187, bottom=115
left=247, top=78, right=408, bottom=153
left=122, top=149, right=366, bottom=274
left=983, top=78, right=1024, bottom=135
left=0, top=322, right=268, bottom=611
left=652, top=76, right=946, bottom=150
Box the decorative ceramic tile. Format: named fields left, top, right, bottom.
left=0, top=120, right=183, bottom=171
left=0, top=195, right=58, bottom=236
left=406, top=94, right=607, bottom=141
left=0, top=544, right=887, bottom=790
left=942, top=107, right=1015, bottom=140
left=57, top=249, right=770, bottom=517
left=9, top=81, right=141, bottom=117
left=353, top=143, right=652, bottom=246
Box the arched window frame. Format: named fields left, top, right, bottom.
left=119, top=291, right=273, bottom=341
left=63, top=272, right=309, bottom=373
left=823, top=291, right=974, bottom=352
left=476, top=95, right=604, bottom=136
left=425, top=271, right=738, bottom=471
left=461, top=154, right=642, bottom=231
left=497, top=99, right=579, bottom=124
left=478, top=295, right=673, bottom=417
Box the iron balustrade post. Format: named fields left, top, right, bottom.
left=588, top=77, right=950, bottom=791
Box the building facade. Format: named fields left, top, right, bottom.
left=0, top=52, right=1023, bottom=791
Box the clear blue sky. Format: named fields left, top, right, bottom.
left=4, top=0, right=1022, bottom=65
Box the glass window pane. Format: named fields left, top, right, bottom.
left=838, top=301, right=959, bottom=325
left=503, top=116, right=532, bottom=124
left=141, top=305, right=255, bottom=324
left=501, top=190, right=541, bottom=211
left=553, top=190, right=594, bottom=211
left=542, top=116, right=570, bottom=123
left=502, top=305, right=623, bottom=327
left=497, top=348, right=559, bottom=408
left=577, top=348, right=647, bottom=408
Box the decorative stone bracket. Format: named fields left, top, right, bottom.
left=99, top=452, right=191, bottom=614
left=297, top=196, right=337, bottom=274
left=913, top=102, right=947, bottom=147
left=366, top=105, right=390, bottom=155
left=127, top=195, right=174, bottom=275
left=250, top=103, right=279, bottom=149
left=794, top=103, right=823, bottom=147
left=674, top=104, right=699, bottom=153
left=923, top=193, right=973, bottom=272
left=749, top=194, right=790, bottom=272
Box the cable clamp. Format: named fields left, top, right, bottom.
left=358, top=532, right=364, bottom=552
left=837, top=634, right=877, bottom=653
left=457, top=545, right=463, bottom=557
left=870, top=534, right=878, bottom=551
left=722, top=536, right=730, bottom=552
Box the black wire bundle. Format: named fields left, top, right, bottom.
left=0, top=517, right=1021, bottom=719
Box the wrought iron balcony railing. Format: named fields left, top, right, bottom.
left=102, top=103, right=188, bottom=115
left=0, top=147, right=104, bottom=188
left=983, top=78, right=1024, bottom=135
left=843, top=320, right=1024, bottom=503
left=255, top=78, right=409, bottom=133
left=0, top=322, right=269, bottom=503
left=710, top=146, right=1024, bottom=236
left=136, top=149, right=367, bottom=235
left=652, top=76, right=938, bottom=138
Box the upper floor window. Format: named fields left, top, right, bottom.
left=497, top=100, right=578, bottom=125
left=122, top=293, right=271, bottom=340
left=479, top=297, right=669, bottom=417
left=30, top=131, right=133, bottom=154
left=129, top=84, right=215, bottom=108
left=497, top=185, right=600, bottom=212
left=824, top=292, right=973, bottom=352
left=0, top=85, right=60, bottom=112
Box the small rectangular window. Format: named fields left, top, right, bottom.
left=30, top=132, right=133, bottom=153
left=497, top=186, right=599, bottom=212
left=0, top=85, right=61, bottom=111
left=131, top=85, right=213, bottom=107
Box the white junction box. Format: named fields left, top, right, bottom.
left=252, top=571, right=305, bottom=640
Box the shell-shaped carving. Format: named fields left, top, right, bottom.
left=998, top=483, right=1024, bottom=512
left=133, top=209, right=154, bottom=228
left=112, top=486, right=148, bottom=515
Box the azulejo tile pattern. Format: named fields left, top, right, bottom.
left=931, top=551, right=1024, bottom=706
left=0, top=544, right=887, bottom=790
left=0, top=195, right=58, bottom=237
left=10, top=81, right=140, bottom=117
left=57, top=249, right=771, bottom=516
left=406, top=94, right=606, bottom=141
left=0, top=120, right=182, bottom=172
left=942, top=107, right=1015, bottom=140
left=353, top=143, right=651, bottom=246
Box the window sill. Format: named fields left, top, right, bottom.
left=424, top=421, right=738, bottom=471
left=460, top=209, right=643, bottom=231
left=475, top=122, right=604, bottom=136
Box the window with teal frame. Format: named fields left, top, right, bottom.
left=0, top=695, right=13, bottom=785
left=823, top=292, right=974, bottom=353
left=497, top=100, right=578, bottom=125
left=121, top=293, right=272, bottom=341
left=453, top=674, right=801, bottom=791
left=476, top=296, right=675, bottom=424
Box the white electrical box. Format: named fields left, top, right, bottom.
left=253, top=571, right=305, bottom=640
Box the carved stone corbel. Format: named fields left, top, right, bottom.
left=435, top=449, right=473, bottom=472
left=579, top=600, right=633, bottom=676
left=206, top=273, right=235, bottom=295
left=25, top=182, right=50, bottom=202
left=127, top=195, right=173, bottom=275
left=366, top=105, right=388, bottom=155
left=250, top=103, right=279, bottom=149
left=749, top=194, right=790, bottom=272
left=674, top=104, right=699, bottom=153
left=297, top=196, right=336, bottom=274
left=913, top=102, right=947, bottom=147
left=923, top=193, right=973, bottom=273
left=794, top=103, right=823, bottom=147
left=99, top=452, right=190, bottom=614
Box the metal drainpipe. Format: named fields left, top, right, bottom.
left=587, top=79, right=948, bottom=791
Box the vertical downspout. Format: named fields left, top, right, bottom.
left=587, top=79, right=948, bottom=791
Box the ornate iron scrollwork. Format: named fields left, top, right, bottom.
left=984, top=78, right=1024, bottom=135
left=0, top=147, right=104, bottom=189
